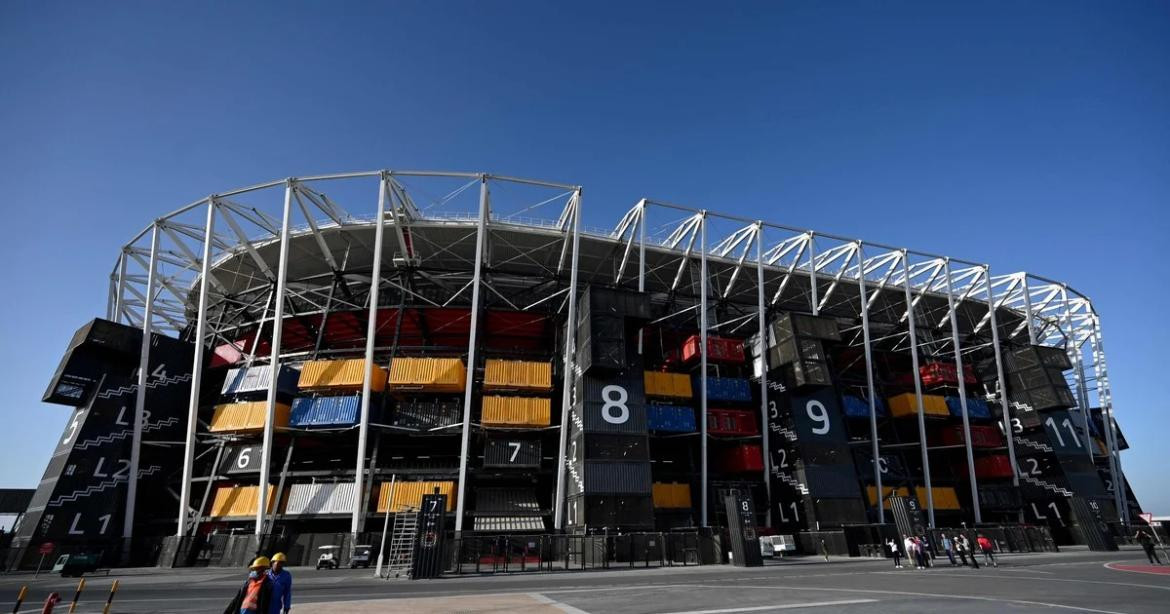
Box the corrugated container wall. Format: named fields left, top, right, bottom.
left=916, top=487, right=961, bottom=510
left=209, top=485, right=278, bottom=517
left=209, top=401, right=290, bottom=433
left=701, top=377, right=752, bottom=403
left=481, top=396, right=551, bottom=427
left=483, top=359, right=552, bottom=392
left=865, top=486, right=911, bottom=509
left=582, top=461, right=652, bottom=494
left=483, top=437, right=542, bottom=467
left=298, top=359, right=387, bottom=392
left=643, top=371, right=693, bottom=399
left=387, top=357, right=466, bottom=393
left=377, top=481, right=456, bottom=513
left=888, top=393, right=949, bottom=418
left=284, top=482, right=359, bottom=515
left=945, top=397, right=991, bottom=420
left=646, top=405, right=696, bottom=432
left=221, top=364, right=300, bottom=397
left=289, top=395, right=361, bottom=428
left=652, top=482, right=692, bottom=509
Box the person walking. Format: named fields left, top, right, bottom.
left=976, top=534, right=998, bottom=567
left=225, top=557, right=274, bottom=614
left=919, top=535, right=934, bottom=568
left=267, top=552, right=293, bottom=614
left=913, top=537, right=927, bottom=569
left=1134, top=529, right=1163, bottom=565
left=887, top=538, right=903, bottom=568
left=941, top=534, right=957, bottom=566
left=904, top=535, right=919, bottom=569
left=961, top=535, right=980, bottom=569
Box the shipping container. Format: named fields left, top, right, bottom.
left=917, top=362, right=977, bottom=387
left=391, top=398, right=463, bottom=430
left=646, top=404, right=696, bottom=432
left=887, top=393, right=948, bottom=418
left=865, top=485, right=911, bottom=509
left=842, top=395, right=888, bottom=418
left=582, top=461, right=652, bottom=494
left=576, top=370, right=648, bottom=434
left=481, top=396, right=551, bottom=427
left=386, top=357, right=465, bottom=393
left=483, top=436, right=542, bottom=467
left=289, top=395, right=361, bottom=428
left=208, top=485, right=278, bottom=518
left=916, top=486, right=961, bottom=510
left=701, top=376, right=753, bottom=403
left=221, top=364, right=300, bottom=397
left=719, top=444, right=764, bottom=473
left=652, top=482, right=693, bottom=509
left=771, top=312, right=841, bottom=342
left=973, top=455, right=1015, bottom=479
left=707, top=408, right=759, bottom=436
left=376, top=480, right=456, bottom=513
left=681, top=334, right=746, bottom=363
left=298, top=358, right=387, bottom=392
left=938, top=424, right=1004, bottom=448
left=483, top=359, right=552, bottom=391
left=284, top=482, right=359, bottom=515
left=944, top=397, right=992, bottom=420
left=209, top=401, right=290, bottom=433
left=643, top=371, right=693, bottom=399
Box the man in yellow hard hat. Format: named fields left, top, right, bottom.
left=267, top=552, right=293, bottom=614
left=224, top=556, right=274, bottom=614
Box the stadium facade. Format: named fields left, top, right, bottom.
left=3, top=171, right=1143, bottom=568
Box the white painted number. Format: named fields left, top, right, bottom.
left=97, top=514, right=111, bottom=535
left=877, top=457, right=889, bottom=474
left=806, top=400, right=830, bottom=435
left=601, top=385, right=629, bottom=425
left=236, top=448, right=252, bottom=470
left=998, top=417, right=1023, bottom=435
left=768, top=400, right=778, bottom=419
left=508, top=442, right=522, bottom=462
left=1021, top=457, right=1041, bottom=477
left=1045, top=416, right=1082, bottom=449
left=776, top=448, right=789, bottom=468
left=778, top=501, right=800, bottom=523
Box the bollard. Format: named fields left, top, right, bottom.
left=101, top=580, right=119, bottom=614
left=11, top=585, right=27, bottom=614
left=40, top=592, right=61, bottom=614
left=67, top=578, right=85, bottom=613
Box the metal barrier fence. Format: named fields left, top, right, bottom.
left=451, top=532, right=705, bottom=574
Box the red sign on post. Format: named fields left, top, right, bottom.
left=39, top=542, right=54, bottom=555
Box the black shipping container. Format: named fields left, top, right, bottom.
left=575, top=371, right=648, bottom=435
left=566, top=494, right=655, bottom=530
left=582, top=461, right=652, bottom=494
left=483, top=436, right=542, bottom=468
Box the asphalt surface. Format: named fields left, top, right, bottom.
left=2, top=546, right=1168, bottom=613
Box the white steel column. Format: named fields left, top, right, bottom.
left=553, top=190, right=582, bottom=530
left=986, top=266, right=1020, bottom=489
left=857, top=243, right=884, bottom=523
left=699, top=212, right=709, bottom=527
left=1022, top=275, right=1037, bottom=345
left=754, top=224, right=771, bottom=523
left=114, top=250, right=129, bottom=323
left=455, top=175, right=489, bottom=532
left=177, top=199, right=216, bottom=536
left=807, top=232, right=819, bottom=316
left=257, top=181, right=295, bottom=534
left=1092, top=317, right=1127, bottom=526
left=1063, top=287, right=1094, bottom=462
left=944, top=259, right=980, bottom=523
left=902, top=251, right=934, bottom=527
left=353, top=175, right=388, bottom=534
left=122, top=224, right=159, bottom=549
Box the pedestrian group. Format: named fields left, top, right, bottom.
left=886, top=532, right=997, bottom=570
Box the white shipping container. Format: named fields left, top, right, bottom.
left=285, top=482, right=359, bottom=515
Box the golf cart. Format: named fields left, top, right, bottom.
left=316, top=545, right=340, bottom=570
left=349, top=544, right=373, bottom=568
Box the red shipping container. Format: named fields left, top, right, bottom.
left=939, top=425, right=1004, bottom=448
left=719, top=444, right=764, bottom=473
left=973, top=455, right=1015, bottom=479
left=707, top=408, right=759, bottom=436
left=681, top=334, right=746, bottom=364
left=918, top=362, right=977, bottom=387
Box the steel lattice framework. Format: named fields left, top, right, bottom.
left=103, top=170, right=1129, bottom=541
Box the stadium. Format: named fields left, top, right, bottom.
left=2, top=170, right=1144, bottom=571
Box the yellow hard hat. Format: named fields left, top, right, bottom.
left=270, top=552, right=287, bottom=563
left=249, top=556, right=271, bottom=569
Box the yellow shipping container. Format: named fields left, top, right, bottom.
left=483, top=359, right=553, bottom=392
left=481, top=396, right=551, bottom=427
left=887, top=393, right=949, bottom=418
left=209, top=401, right=290, bottom=433
left=865, top=485, right=911, bottom=509
left=652, top=482, right=692, bottom=509
left=644, top=372, right=693, bottom=399
left=377, top=481, right=456, bottom=513
left=298, top=359, right=387, bottom=392
left=209, top=485, right=279, bottom=517
left=387, top=357, right=466, bottom=393
left=916, top=486, right=961, bottom=510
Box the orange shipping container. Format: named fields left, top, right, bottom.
left=377, top=481, right=456, bottom=512
left=483, top=359, right=553, bottom=391
left=652, top=482, right=692, bottom=509
left=644, top=371, right=693, bottom=399
left=209, top=401, right=290, bottom=433
left=298, top=359, right=387, bottom=392
left=387, top=357, right=466, bottom=393
left=865, top=485, right=911, bottom=509
left=916, top=486, right=961, bottom=510
left=887, top=393, right=949, bottom=418
left=481, top=396, right=551, bottom=427
left=209, top=485, right=279, bottom=517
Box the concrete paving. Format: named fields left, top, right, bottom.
left=2, top=547, right=1167, bottom=613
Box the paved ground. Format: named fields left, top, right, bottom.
left=2, top=546, right=1168, bottom=613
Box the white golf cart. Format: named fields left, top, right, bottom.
left=316, top=545, right=340, bottom=570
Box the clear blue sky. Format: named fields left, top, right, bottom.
left=1, top=1, right=1166, bottom=517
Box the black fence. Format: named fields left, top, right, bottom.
left=451, top=531, right=709, bottom=574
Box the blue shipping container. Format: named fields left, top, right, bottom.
left=290, top=395, right=361, bottom=427
left=945, top=397, right=992, bottom=420
left=647, top=405, right=696, bottom=432
left=699, top=376, right=752, bottom=403
left=842, top=395, right=888, bottom=418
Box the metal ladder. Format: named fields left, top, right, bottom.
left=381, top=507, right=419, bottom=579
